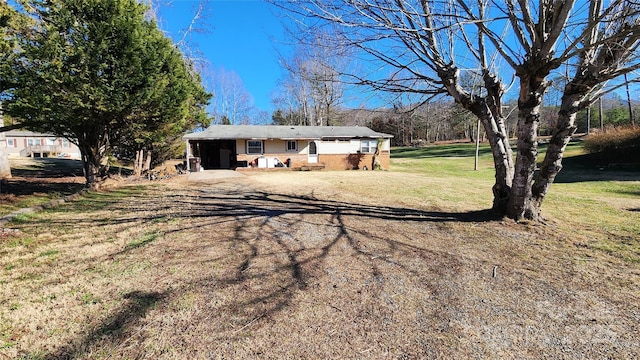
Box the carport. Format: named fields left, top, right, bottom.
left=187, top=140, right=237, bottom=170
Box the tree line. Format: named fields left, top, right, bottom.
left=272, top=95, right=639, bottom=147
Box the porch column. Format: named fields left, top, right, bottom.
left=185, top=139, right=191, bottom=171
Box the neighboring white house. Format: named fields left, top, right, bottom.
left=183, top=125, right=393, bottom=171
left=3, top=130, right=81, bottom=159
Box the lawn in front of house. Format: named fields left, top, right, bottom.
left=0, top=142, right=638, bottom=358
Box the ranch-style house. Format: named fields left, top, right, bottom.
left=3, top=130, right=81, bottom=159
left=183, top=125, right=393, bottom=171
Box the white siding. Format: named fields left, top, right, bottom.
left=235, top=138, right=390, bottom=155
left=316, top=140, right=360, bottom=155
left=236, top=139, right=245, bottom=154
left=264, top=140, right=287, bottom=154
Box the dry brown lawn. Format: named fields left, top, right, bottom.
left=1, top=170, right=639, bottom=359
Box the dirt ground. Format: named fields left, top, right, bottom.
left=0, top=170, right=639, bottom=359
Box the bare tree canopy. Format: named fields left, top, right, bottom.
left=273, top=30, right=349, bottom=126
left=271, top=0, right=640, bottom=222
left=205, top=66, right=256, bottom=125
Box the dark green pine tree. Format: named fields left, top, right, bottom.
left=7, top=0, right=210, bottom=189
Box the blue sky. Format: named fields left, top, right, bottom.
left=156, top=0, right=289, bottom=114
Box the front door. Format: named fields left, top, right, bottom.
left=308, top=141, right=318, bottom=163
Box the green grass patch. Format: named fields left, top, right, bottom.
left=5, top=236, right=36, bottom=248
left=38, top=249, right=59, bottom=258
left=9, top=213, right=37, bottom=225
left=390, top=141, right=638, bottom=230
left=17, top=272, right=42, bottom=281
left=125, top=231, right=160, bottom=251
left=392, top=142, right=494, bottom=159
left=71, top=186, right=148, bottom=211
left=0, top=195, right=50, bottom=215
left=80, top=292, right=101, bottom=305
left=392, top=143, right=496, bottom=178
left=0, top=341, right=15, bottom=350
left=17, top=352, right=46, bottom=360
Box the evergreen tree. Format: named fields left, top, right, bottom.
left=6, top=0, right=210, bottom=189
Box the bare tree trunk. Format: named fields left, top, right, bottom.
left=479, top=113, right=513, bottom=213
left=0, top=103, right=12, bottom=179
left=625, top=73, right=634, bottom=126
left=474, top=118, right=480, bottom=171
left=134, top=150, right=142, bottom=177
left=529, top=73, right=597, bottom=218
left=74, top=129, right=110, bottom=190
left=143, top=150, right=152, bottom=173
left=79, top=145, right=107, bottom=191
left=530, top=106, right=578, bottom=218
left=599, top=97, right=604, bottom=131
left=507, top=76, right=546, bottom=221
left=439, top=67, right=514, bottom=214
left=372, top=140, right=383, bottom=170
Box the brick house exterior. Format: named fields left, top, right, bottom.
left=183, top=125, right=393, bottom=171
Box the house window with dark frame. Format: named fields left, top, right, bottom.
left=360, top=139, right=378, bottom=153
left=247, top=140, right=263, bottom=155
left=286, top=140, right=297, bottom=152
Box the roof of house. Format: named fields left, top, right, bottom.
left=4, top=130, right=57, bottom=137
left=183, top=125, right=393, bottom=141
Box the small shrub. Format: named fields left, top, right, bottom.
left=583, top=127, right=640, bottom=163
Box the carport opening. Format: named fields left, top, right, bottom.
left=190, top=140, right=237, bottom=170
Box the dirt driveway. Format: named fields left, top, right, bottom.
left=1, top=173, right=639, bottom=359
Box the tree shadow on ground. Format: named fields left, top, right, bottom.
left=554, top=153, right=640, bottom=183
left=2, top=158, right=137, bottom=198
left=20, top=183, right=508, bottom=357
left=44, top=291, right=164, bottom=360
left=1, top=178, right=85, bottom=197
left=10, top=159, right=85, bottom=178
left=1, top=159, right=85, bottom=197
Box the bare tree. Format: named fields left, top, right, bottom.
left=272, top=0, right=640, bottom=222
left=464, top=0, right=640, bottom=220
left=207, top=66, right=255, bottom=125
left=526, top=1, right=640, bottom=219
left=272, top=0, right=514, bottom=213
left=277, top=54, right=316, bottom=125
left=274, top=30, right=347, bottom=126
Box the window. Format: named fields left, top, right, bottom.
left=360, top=139, right=378, bottom=153
left=62, top=139, right=70, bottom=148
left=7, top=139, right=14, bottom=147
left=286, top=140, right=297, bottom=152
left=46, top=138, right=56, bottom=146
left=247, top=140, right=263, bottom=154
